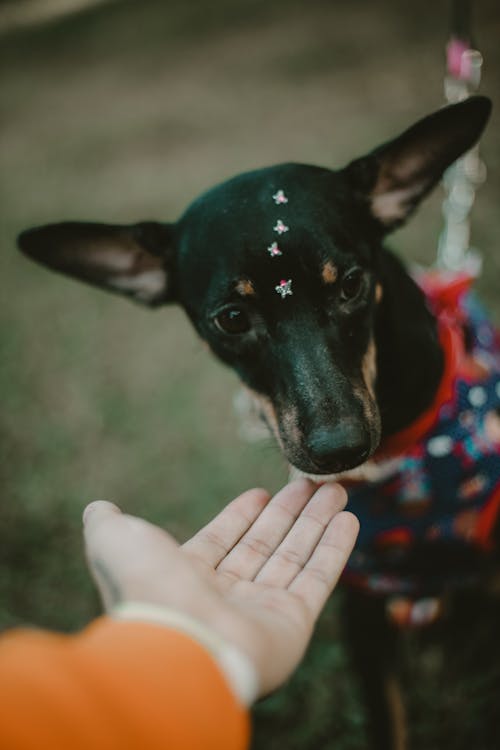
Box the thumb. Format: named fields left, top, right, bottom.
left=83, top=500, right=125, bottom=610
left=83, top=499, right=122, bottom=528
left=82, top=500, right=186, bottom=612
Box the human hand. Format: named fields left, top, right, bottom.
left=83, top=480, right=358, bottom=697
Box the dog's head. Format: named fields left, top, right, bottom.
left=18, top=97, right=491, bottom=478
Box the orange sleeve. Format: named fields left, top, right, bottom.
left=0, top=617, right=250, bottom=750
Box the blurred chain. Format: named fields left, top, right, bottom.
left=437, top=3, right=487, bottom=273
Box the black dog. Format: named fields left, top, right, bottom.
left=18, top=95, right=500, bottom=749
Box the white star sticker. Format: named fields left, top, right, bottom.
left=275, top=279, right=293, bottom=299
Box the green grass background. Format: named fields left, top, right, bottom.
left=1, top=1, right=499, bottom=747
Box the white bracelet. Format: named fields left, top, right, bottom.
left=111, top=601, right=259, bottom=706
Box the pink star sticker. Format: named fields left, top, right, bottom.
left=273, top=189, right=288, bottom=205
left=274, top=219, right=289, bottom=235
left=268, top=241, right=282, bottom=257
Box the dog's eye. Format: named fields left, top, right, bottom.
left=340, top=268, right=364, bottom=301
left=214, top=306, right=251, bottom=335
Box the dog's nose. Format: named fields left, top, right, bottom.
left=306, top=421, right=369, bottom=473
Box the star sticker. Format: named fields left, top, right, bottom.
left=275, top=279, right=293, bottom=299
left=268, top=241, right=282, bottom=257
left=273, top=189, right=288, bottom=205
left=274, top=219, right=289, bottom=235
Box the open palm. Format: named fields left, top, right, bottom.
left=84, top=480, right=359, bottom=698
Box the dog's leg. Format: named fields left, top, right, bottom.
left=342, top=589, right=407, bottom=750
left=420, top=587, right=500, bottom=750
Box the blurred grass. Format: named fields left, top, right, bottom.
left=1, top=1, right=499, bottom=747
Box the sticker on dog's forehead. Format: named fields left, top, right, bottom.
left=275, top=279, right=293, bottom=299
left=274, top=220, right=289, bottom=235
left=273, top=190, right=288, bottom=205
left=268, top=241, right=282, bottom=257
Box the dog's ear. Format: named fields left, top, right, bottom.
left=344, top=96, right=492, bottom=232
left=17, top=221, right=175, bottom=306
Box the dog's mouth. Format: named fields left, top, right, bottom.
left=289, top=458, right=399, bottom=485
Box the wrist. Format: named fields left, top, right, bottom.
left=110, top=601, right=259, bottom=706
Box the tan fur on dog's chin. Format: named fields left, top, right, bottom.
left=289, top=457, right=401, bottom=485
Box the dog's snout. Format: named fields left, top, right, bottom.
left=306, top=421, right=369, bottom=473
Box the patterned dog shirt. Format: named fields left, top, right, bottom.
left=343, top=271, right=500, bottom=616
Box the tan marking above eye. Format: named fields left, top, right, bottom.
left=235, top=279, right=255, bottom=297
left=375, top=283, right=383, bottom=303
left=321, top=261, right=338, bottom=285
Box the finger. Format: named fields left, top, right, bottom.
left=254, top=483, right=348, bottom=588
left=216, top=479, right=317, bottom=581
left=84, top=505, right=179, bottom=569
left=82, top=503, right=125, bottom=609
left=83, top=504, right=181, bottom=611
left=182, top=487, right=271, bottom=567
left=83, top=500, right=122, bottom=527
left=288, top=511, right=359, bottom=617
